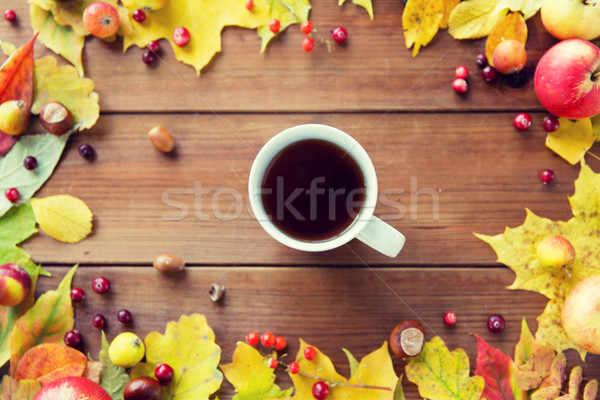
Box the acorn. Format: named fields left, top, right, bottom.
left=0, top=100, right=30, bottom=136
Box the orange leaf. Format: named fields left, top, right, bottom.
left=15, top=343, right=86, bottom=386
left=485, top=12, right=527, bottom=68
left=0, top=33, right=37, bottom=156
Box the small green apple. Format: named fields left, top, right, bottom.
left=562, top=274, right=600, bottom=354
left=541, top=0, right=600, bottom=41
left=0, top=263, right=31, bottom=307
left=536, top=235, right=575, bottom=268
left=0, top=100, right=30, bottom=136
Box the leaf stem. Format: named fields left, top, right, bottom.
left=587, top=150, right=600, bottom=161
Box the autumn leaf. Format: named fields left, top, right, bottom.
left=405, top=336, right=484, bottom=400
left=0, top=376, right=41, bottom=400
left=440, top=0, right=460, bottom=29
left=130, top=313, right=223, bottom=400
left=15, top=343, right=87, bottom=385
left=402, top=0, right=444, bottom=57
left=0, top=134, right=70, bottom=218
left=545, top=118, right=595, bottom=165
left=30, top=4, right=84, bottom=77
left=485, top=12, right=527, bottom=67
left=476, top=164, right=600, bottom=358
left=513, top=319, right=555, bottom=391
left=99, top=330, right=129, bottom=400
left=31, top=55, right=99, bottom=131
left=31, top=195, right=93, bottom=244
left=257, top=0, right=311, bottom=53
left=530, top=352, right=566, bottom=400
left=0, top=34, right=37, bottom=157
left=338, top=0, right=373, bottom=19
left=10, top=264, right=78, bottom=376
left=220, top=342, right=292, bottom=400
left=474, top=334, right=523, bottom=400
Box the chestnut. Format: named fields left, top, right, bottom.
left=39, top=101, right=73, bottom=136
left=123, top=377, right=162, bottom=400
left=389, top=319, right=426, bottom=358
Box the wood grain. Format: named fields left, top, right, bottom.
left=37, top=266, right=600, bottom=399
left=22, top=113, right=598, bottom=265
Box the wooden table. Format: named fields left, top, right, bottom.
left=3, top=0, right=600, bottom=397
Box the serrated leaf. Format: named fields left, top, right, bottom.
left=476, top=164, right=600, bottom=358
left=258, top=0, right=311, bottom=53
left=474, top=334, right=523, bottom=400
left=0, top=376, right=41, bottom=400
left=98, top=331, right=129, bottom=400
left=405, top=336, right=484, bottom=400
left=485, top=12, right=527, bottom=68
left=0, top=133, right=70, bottom=218
left=130, top=313, right=223, bottom=400
left=402, top=0, right=444, bottom=57
left=31, top=55, right=99, bottom=131
left=31, top=195, right=93, bottom=243
left=338, top=0, right=373, bottom=19
left=545, top=118, right=595, bottom=165
left=513, top=319, right=555, bottom=391
left=30, top=4, right=84, bottom=77
left=220, top=342, right=292, bottom=400
left=342, top=348, right=360, bottom=378
left=9, top=264, right=78, bottom=376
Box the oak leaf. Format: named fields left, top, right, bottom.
left=405, top=336, right=484, bottom=400
left=220, top=342, right=292, bottom=400
left=15, top=343, right=87, bottom=385
left=130, top=313, right=223, bottom=400
left=31, top=195, right=93, bottom=244
left=0, top=376, right=41, bottom=400
left=474, top=334, right=523, bottom=400
left=545, top=118, right=595, bottom=165
left=485, top=12, right=527, bottom=68
left=9, top=264, right=78, bottom=376
left=402, top=0, right=444, bottom=57
left=476, top=164, right=600, bottom=358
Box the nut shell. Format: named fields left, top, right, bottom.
left=153, top=254, right=185, bottom=273
left=148, top=126, right=175, bottom=152
left=389, top=319, right=426, bottom=358
left=123, top=377, right=162, bottom=400
left=39, top=102, right=73, bottom=136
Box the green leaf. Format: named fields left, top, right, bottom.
left=405, top=336, right=484, bottom=400
left=0, top=133, right=70, bottom=218
left=9, top=264, right=78, bottom=376
left=342, top=348, right=360, bottom=378
left=99, top=330, right=129, bottom=400
left=32, top=56, right=99, bottom=131
left=338, top=0, right=373, bottom=19
left=30, top=4, right=85, bottom=77
left=393, top=375, right=406, bottom=400
left=258, top=0, right=311, bottom=52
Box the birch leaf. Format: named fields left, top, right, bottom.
left=402, top=0, right=444, bottom=57
left=31, top=195, right=93, bottom=244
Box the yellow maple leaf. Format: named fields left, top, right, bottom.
left=476, top=164, right=600, bottom=359
left=545, top=118, right=595, bottom=165
left=485, top=11, right=527, bottom=67
left=130, top=314, right=222, bottom=400
left=31, top=195, right=93, bottom=244
left=338, top=0, right=373, bottom=20
left=402, top=0, right=444, bottom=57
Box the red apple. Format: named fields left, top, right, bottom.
left=534, top=38, right=600, bottom=119
left=541, top=0, right=600, bottom=41
left=33, top=377, right=111, bottom=400
left=83, top=2, right=120, bottom=39
left=0, top=263, right=31, bottom=307
left=492, top=39, right=527, bottom=75
left=562, top=274, right=600, bottom=354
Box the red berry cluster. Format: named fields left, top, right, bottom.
left=245, top=331, right=287, bottom=351
left=299, top=21, right=347, bottom=53
left=452, top=65, right=469, bottom=94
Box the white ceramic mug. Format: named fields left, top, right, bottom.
left=248, top=124, right=405, bottom=257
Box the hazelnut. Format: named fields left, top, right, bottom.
left=153, top=254, right=185, bottom=273
left=389, top=319, right=426, bottom=358
left=39, top=102, right=73, bottom=136
left=208, top=283, right=225, bottom=302
left=148, top=126, right=175, bottom=152
left=123, top=377, right=162, bottom=400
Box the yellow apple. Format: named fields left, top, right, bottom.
left=541, top=0, right=600, bottom=41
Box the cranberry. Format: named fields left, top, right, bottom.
left=487, top=314, right=505, bottom=333
left=268, top=19, right=280, bottom=33
left=5, top=188, right=19, bottom=203
left=513, top=112, right=532, bottom=131
left=332, top=26, right=348, bottom=43
left=304, top=346, right=317, bottom=361
left=540, top=169, right=555, bottom=184
left=455, top=65, right=469, bottom=79
left=117, top=309, right=133, bottom=324
left=147, top=40, right=160, bottom=53
left=274, top=336, right=287, bottom=351
left=92, top=276, right=110, bottom=294
left=173, top=26, right=190, bottom=47
left=481, top=65, right=498, bottom=83
left=64, top=330, right=82, bottom=347
left=24, top=156, right=38, bottom=170
left=70, top=288, right=85, bottom=302
left=543, top=116, right=560, bottom=132
left=132, top=9, right=145, bottom=22
left=443, top=311, right=457, bottom=325
left=452, top=78, right=468, bottom=94
left=289, top=361, right=300, bottom=374
left=4, top=9, right=16, bottom=22
left=155, top=363, right=174, bottom=386
left=475, top=53, right=488, bottom=68
left=142, top=50, right=155, bottom=64
left=246, top=331, right=259, bottom=346
left=302, top=37, right=314, bottom=52
left=92, top=314, right=106, bottom=329
left=78, top=143, right=94, bottom=159
left=261, top=332, right=276, bottom=347
left=312, top=381, right=329, bottom=400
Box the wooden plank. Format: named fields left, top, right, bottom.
left=0, top=0, right=557, bottom=113
left=22, top=113, right=597, bottom=265
left=36, top=266, right=600, bottom=399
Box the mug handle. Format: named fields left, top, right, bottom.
left=355, top=216, right=405, bottom=258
